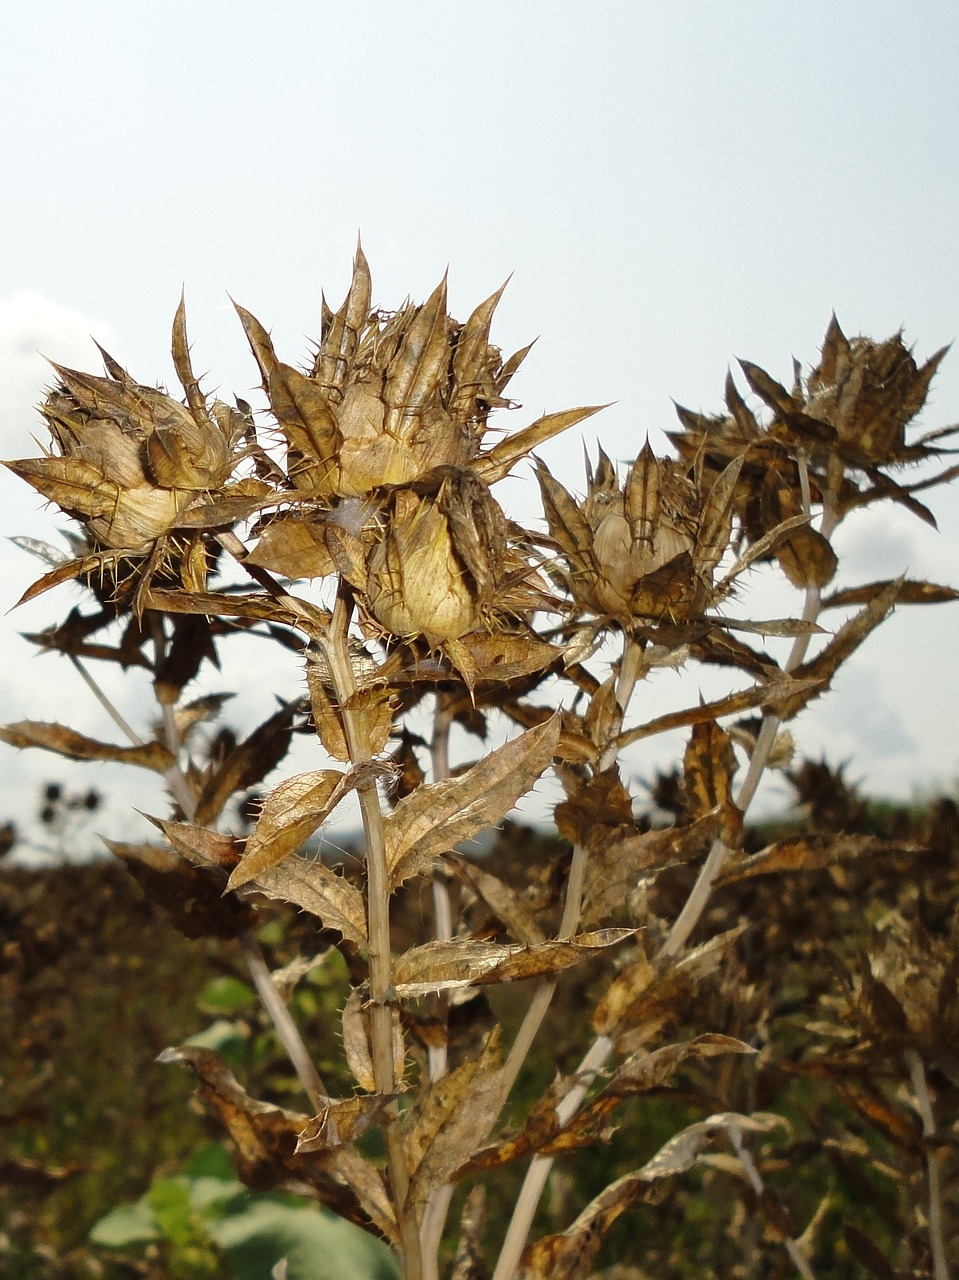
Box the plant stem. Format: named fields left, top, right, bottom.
left=729, top=1125, right=817, bottom=1280
left=907, top=1050, right=952, bottom=1280
left=494, top=478, right=844, bottom=1279
left=317, top=584, right=422, bottom=1280
left=69, top=655, right=143, bottom=745
left=241, top=934, right=330, bottom=1114
left=501, top=638, right=644, bottom=1100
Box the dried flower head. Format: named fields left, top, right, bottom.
left=4, top=300, right=246, bottom=598
left=538, top=442, right=739, bottom=631
left=234, top=244, right=604, bottom=500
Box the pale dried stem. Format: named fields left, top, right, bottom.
left=907, top=1049, right=952, bottom=1280
left=428, top=699, right=455, bottom=1083
left=241, top=934, right=330, bottom=1114
left=729, top=1126, right=817, bottom=1280
left=69, top=655, right=142, bottom=745
left=501, top=637, right=645, bottom=1100
left=494, top=470, right=845, bottom=1280
left=420, top=701, right=456, bottom=1280
left=317, top=584, right=422, bottom=1280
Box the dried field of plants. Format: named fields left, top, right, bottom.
left=3, top=251, right=959, bottom=1279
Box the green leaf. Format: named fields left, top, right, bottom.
left=89, top=1200, right=160, bottom=1248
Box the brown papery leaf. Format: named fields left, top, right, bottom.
left=14, top=550, right=123, bottom=606
left=228, top=768, right=357, bottom=889
left=615, top=676, right=821, bottom=749
left=441, top=631, right=562, bottom=689
left=476, top=406, right=608, bottom=484
left=384, top=715, right=560, bottom=891
left=582, top=808, right=726, bottom=928
left=392, top=930, right=632, bottom=998
left=247, top=515, right=336, bottom=580
left=152, top=816, right=243, bottom=870
left=158, top=817, right=364, bottom=944
left=403, top=1027, right=504, bottom=1208
left=244, top=858, right=368, bottom=947
left=519, top=1112, right=781, bottom=1280
left=602, top=1034, right=756, bottom=1096
left=157, top=1045, right=396, bottom=1245
left=0, top=721, right=174, bottom=772
left=195, top=699, right=301, bottom=826
left=144, top=587, right=317, bottom=631
left=295, top=1094, right=394, bottom=1152
left=445, top=853, right=547, bottom=945
left=775, top=580, right=900, bottom=719
left=717, top=833, right=925, bottom=885
left=821, top=577, right=959, bottom=610
left=172, top=487, right=278, bottom=530
left=683, top=721, right=737, bottom=818
left=341, top=989, right=376, bottom=1092
left=593, top=928, right=744, bottom=1041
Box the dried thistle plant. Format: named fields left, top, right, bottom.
left=4, top=256, right=959, bottom=1280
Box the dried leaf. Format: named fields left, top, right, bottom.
left=228, top=768, right=353, bottom=889
left=477, top=406, right=608, bottom=484
left=615, top=677, right=821, bottom=749
left=593, top=929, right=743, bottom=1040
left=295, top=1094, right=394, bottom=1152
left=403, top=1027, right=504, bottom=1208
left=602, top=1034, right=756, bottom=1096
left=441, top=631, right=562, bottom=690
left=152, top=816, right=243, bottom=870
left=775, top=580, right=900, bottom=719
left=247, top=516, right=336, bottom=580
left=157, top=1045, right=396, bottom=1245
left=0, top=721, right=174, bottom=772
left=717, top=833, right=925, bottom=885
left=392, top=930, right=632, bottom=998
left=821, top=577, right=959, bottom=610
left=195, top=699, right=301, bottom=826
left=241, top=857, right=368, bottom=948
left=144, top=586, right=316, bottom=630
left=342, top=989, right=376, bottom=1092
left=445, top=852, right=547, bottom=945
left=519, top=1113, right=782, bottom=1280
left=384, top=716, right=560, bottom=891
left=683, top=721, right=737, bottom=817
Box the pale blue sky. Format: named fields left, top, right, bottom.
left=3, top=2, right=959, bottom=850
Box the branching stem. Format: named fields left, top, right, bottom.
left=907, top=1049, right=952, bottom=1280
left=317, top=583, right=422, bottom=1280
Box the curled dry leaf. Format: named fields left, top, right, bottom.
left=391, top=930, right=633, bottom=999
left=295, top=1094, right=395, bottom=1153
left=717, top=833, right=926, bottom=885
left=821, top=577, right=959, bottom=610
left=384, top=715, right=560, bottom=891
left=0, top=721, right=175, bottom=772
left=157, top=1045, right=397, bottom=1246
left=593, top=928, right=744, bottom=1043
left=402, top=1027, right=504, bottom=1209
left=341, top=989, right=405, bottom=1092
left=153, top=815, right=368, bottom=944
left=519, top=1112, right=783, bottom=1280
left=683, top=721, right=737, bottom=818
left=195, top=698, right=302, bottom=827
left=228, top=765, right=371, bottom=889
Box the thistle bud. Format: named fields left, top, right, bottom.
left=365, top=492, right=479, bottom=645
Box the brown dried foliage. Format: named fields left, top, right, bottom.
left=4, top=264, right=959, bottom=1280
